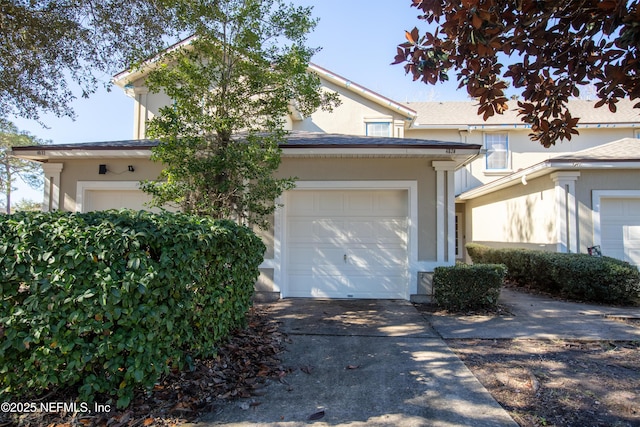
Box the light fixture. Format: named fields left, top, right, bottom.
left=128, top=165, right=135, bottom=172
left=98, top=164, right=107, bottom=174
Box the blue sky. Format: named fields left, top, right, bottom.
left=11, top=0, right=470, bottom=203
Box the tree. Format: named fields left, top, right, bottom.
left=393, top=0, right=640, bottom=147
left=139, top=0, right=339, bottom=229
left=0, top=0, right=180, bottom=121
left=12, top=199, right=42, bottom=213
left=0, top=120, right=49, bottom=214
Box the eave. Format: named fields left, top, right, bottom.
left=457, top=158, right=640, bottom=201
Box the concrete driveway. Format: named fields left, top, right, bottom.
left=194, top=299, right=517, bottom=427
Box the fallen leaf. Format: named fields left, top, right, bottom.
left=300, top=365, right=314, bottom=374
left=346, top=365, right=360, bottom=370
left=308, top=409, right=325, bottom=420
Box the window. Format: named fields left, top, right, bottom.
left=366, top=122, right=391, bottom=137
left=485, top=133, right=509, bottom=170
left=635, top=130, right=640, bottom=139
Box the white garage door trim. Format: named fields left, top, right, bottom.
left=592, top=190, right=640, bottom=265
left=76, top=181, right=142, bottom=212
left=275, top=180, right=418, bottom=299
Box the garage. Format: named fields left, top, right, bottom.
left=83, top=189, right=153, bottom=212
left=600, top=198, right=640, bottom=267
left=285, top=189, right=409, bottom=299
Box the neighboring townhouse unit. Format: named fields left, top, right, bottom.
left=12, top=64, right=640, bottom=301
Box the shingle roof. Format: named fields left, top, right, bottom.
left=404, top=99, right=640, bottom=126
left=283, top=132, right=478, bottom=149
left=13, top=139, right=159, bottom=151
left=551, top=138, right=640, bottom=162
left=12, top=132, right=480, bottom=152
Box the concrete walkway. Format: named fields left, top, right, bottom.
left=429, top=288, right=640, bottom=340
left=189, top=291, right=640, bottom=426
left=192, top=299, right=517, bottom=427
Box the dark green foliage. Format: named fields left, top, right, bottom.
left=465, top=243, right=640, bottom=304
left=0, top=210, right=264, bottom=408
left=433, top=264, right=506, bottom=311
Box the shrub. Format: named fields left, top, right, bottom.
left=0, top=210, right=265, bottom=408
left=433, top=264, right=507, bottom=311
left=465, top=243, right=640, bottom=304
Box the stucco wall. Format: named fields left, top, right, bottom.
left=464, top=174, right=557, bottom=250
left=414, top=126, right=639, bottom=193
left=290, top=79, right=409, bottom=135
left=57, top=158, right=163, bottom=212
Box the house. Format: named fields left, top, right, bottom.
left=13, top=64, right=483, bottom=302
left=397, top=100, right=640, bottom=267
left=12, top=64, right=640, bottom=301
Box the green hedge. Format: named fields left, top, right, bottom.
left=433, top=264, right=507, bottom=311
left=466, top=243, right=640, bottom=304
left=0, top=210, right=265, bottom=407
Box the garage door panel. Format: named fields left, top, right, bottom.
left=601, top=198, right=640, bottom=267
left=347, top=247, right=407, bottom=269
left=286, top=189, right=409, bottom=299
left=84, top=190, right=154, bottom=212
left=288, top=246, right=346, bottom=272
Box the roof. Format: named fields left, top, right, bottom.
left=11, top=132, right=481, bottom=162
left=458, top=138, right=640, bottom=200
left=13, top=139, right=159, bottom=152
left=111, top=35, right=417, bottom=122
left=405, top=99, right=640, bottom=127
left=551, top=138, right=640, bottom=162
left=284, top=132, right=476, bottom=149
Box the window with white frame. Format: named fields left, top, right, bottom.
left=366, top=122, right=391, bottom=137
left=485, top=133, right=509, bottom=170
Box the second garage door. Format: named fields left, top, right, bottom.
left=600, top=198, right=640, bottom=267
left=286, top=189, right=409, bottom=299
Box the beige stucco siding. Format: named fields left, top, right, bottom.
left=465, top=174, right=556, bottom=249
left=276, top=157, right=437, bottom=261
left=575, top=169, right=640, bottom=252
left=57, top=158, right=163, bottom=212
left=428, top=127, right=638, bottom=193
left=290, top=78, right=410, bottom=135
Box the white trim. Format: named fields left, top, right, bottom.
left=278, top=180, right=419, bottom=299
left=308, top=63, right=418, bottom=121
left=433, top=161, right=457, bottom=263
left=592, top=190, right=640, bottom=249
left=76, top=181, right=142, bottom=213
left=550, top=172, right=580, bottom=253
left=41, top=163, right=63, bottom=212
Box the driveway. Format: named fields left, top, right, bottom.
left=193, top=299, right=517, bottom=427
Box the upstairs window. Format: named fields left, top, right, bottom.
left=485, top=133, right=509, bottom=170
left=366, top=122, right=391, bottom=137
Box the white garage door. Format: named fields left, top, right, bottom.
left=84, top=189, right=154, bottom=212
left=286, top=189, right=409, bottom=299
left=600, top=198, right=640, bottom=266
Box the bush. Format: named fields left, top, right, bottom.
left=433, top=264, right=507, bottom=311
left=465, top=243, right=640, bottom=304
left=0, top=210, right=265, bottom=408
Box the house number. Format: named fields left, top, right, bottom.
left=37, top=150, right=46, bottom=155
left=445, top=148, right=456, bottom=154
